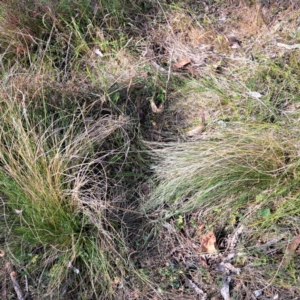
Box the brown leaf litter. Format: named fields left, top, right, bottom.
left=173, top=57, right=191, bottom=70
left=199, top=229, right=218, bottom=255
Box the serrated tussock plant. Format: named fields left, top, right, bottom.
left=0, top=94, right=141, bottom=298
left=143, top=124, right=300, bottom=233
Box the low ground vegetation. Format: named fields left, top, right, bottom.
left=0, top=1, right=300, bottom=299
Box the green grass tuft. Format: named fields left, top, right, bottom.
left=0, top=93, right=146, bottom=298
left=143, top=124, right=300, bottom=222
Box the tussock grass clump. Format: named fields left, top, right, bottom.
left=143, top=123, right=300, bottom=290
left=0, top=92, right=146, bottom=298
left=144, top=124, right=300, bottom=229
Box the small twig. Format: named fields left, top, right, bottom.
left=24, top=275, right=30, bottom=299
left=5, top=262, right=24, bottom=300
left=185, top=276, right=207, bottom=299
left=1, top=267, right=7, bottom=300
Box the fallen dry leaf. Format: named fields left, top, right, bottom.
left=200, top=229, right=218, bottom=254
left=283, top=234, right=300, bottom=267
left=287, top=234, right=300, bottom=252
left=173, top=57, right=191, bottom=70
left=253, top=290, right=263, bottom=297
left=227, top=35, right=242, bottom=48
left=187, top=107, right=205, bottom=137
left=248, top=91, right=262, bottom=99
left=186, top=125, right=204, bottom=137
left=150, top=98, right=164, bottom=113
left=94, top=48, right=103, bottom=57
left=0, top=249, right=5, bottom=257
left=231, top=42, right=241, bottom=49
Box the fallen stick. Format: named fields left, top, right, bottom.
left=5, top=262, right=24, bottom=300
